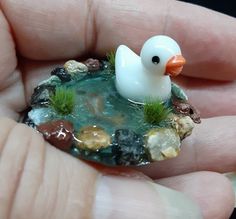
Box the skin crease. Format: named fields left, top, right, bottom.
left=0, top=0, right=235, bottom=218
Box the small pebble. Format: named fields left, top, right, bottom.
left=76, top=126, right=111, bottom=151
left=31, top=84, right=55, bottom=107
left=64, top=60, right=88, bottom=75
left=23, top=117, right=36, bottom=129
left=84, top=58, right=100, bottom=71
left=172, top=98, right=201, bottom=124
left=171, top=83, right=188, bottom=101
left=51, top=67, right=71, bottom=82
left=37, top=120, right=74, bottom=151
left=113, top=129, right=146, bottom=165
left=100, top=60, right=109, bottom=70
left=28, top=108, right=55, bottom=125
left=145, top=128, right=181, bottom=161
left=169, top=114, right=195, bottom=140
left=38, top=75, right=61, bottom=87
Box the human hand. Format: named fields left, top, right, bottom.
left=0, top=0, right=235, bottom=218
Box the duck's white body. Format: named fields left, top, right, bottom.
left=115, top=35, right=185, bottom=104
left=115, top=45, right=171, bottom=103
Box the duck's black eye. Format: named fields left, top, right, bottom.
left=152, top=56, right=160, bottom=64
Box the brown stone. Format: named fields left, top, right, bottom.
left=172, top=98, right=201, bottom=124
left=37, top=120, right=74, bottom=151
left=84, top=58, right=100, bottom=71
left=76, top=126, right=111, bottom=150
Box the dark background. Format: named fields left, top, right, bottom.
left=181, top=0, right=236, bottom=16
left=180, top=1, right=236, bottom=219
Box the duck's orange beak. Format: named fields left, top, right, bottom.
left=165, top=55, right=186, bottom=77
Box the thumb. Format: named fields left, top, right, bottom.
left=0, top=118, right=202, bottom=219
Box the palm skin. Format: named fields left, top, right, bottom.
left=0, top=0, right=235, bottom=218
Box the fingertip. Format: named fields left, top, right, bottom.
left=93, top=175, right=202, bottom=219
left=157, top=171, right=235, bottom=219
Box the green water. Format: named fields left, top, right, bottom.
left=63, top=72, right=152, bottom=135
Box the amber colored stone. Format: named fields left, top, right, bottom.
left=76, top=126, right=111, bottom=150
left=84, top=58, right=100, bottom=71
left=37, top=120, right=74, bottom=151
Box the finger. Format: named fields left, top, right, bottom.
left=0, top=10, right=16, bottom=82
left=0, top=117, right=202, bottom=219
left=156, top=171, right=235, bottom=219
left=0, top=11, right=25, bottom=119
left=1, top=0, right=236, bottom=80
left=137, top=116, right=236, bottom=178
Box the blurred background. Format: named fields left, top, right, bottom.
left=180, top=1, right=236, bottom=218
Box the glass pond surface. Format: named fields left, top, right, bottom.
left=70, top=72, right=157, bottom=135
left=25, top=59, right=200, bottom=166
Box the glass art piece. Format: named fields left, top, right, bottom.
left=23, top=35, right=201, bottom=166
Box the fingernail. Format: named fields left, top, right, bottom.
left=93, top=175, right=202, bottom=219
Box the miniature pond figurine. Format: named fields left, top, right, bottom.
left=23, top=35, right=200, bottom=166
left=115, top=35, right=186, bottom=104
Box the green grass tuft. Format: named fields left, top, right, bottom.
left=106, top=51, right=115, bottom=70
left=144, top=99, right=171, bottom=125
left=50, top=87, right=76, bottom=115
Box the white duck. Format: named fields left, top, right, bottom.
left=115, top=35, right=186, bottom=104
